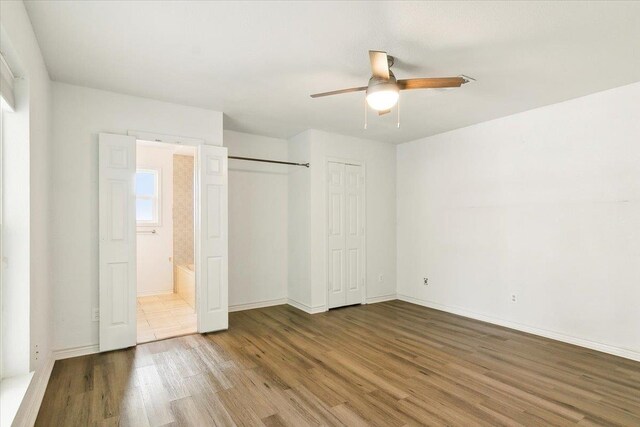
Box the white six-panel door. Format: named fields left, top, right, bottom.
left=328, top=161, right=364, bottom=309
left=344, top=164, right=364, bottom=306
left=328, top=162, right=346, bottom=308
left=99, top=133, right=137, bottom=352
left=197, top=145, right=229, bottom=332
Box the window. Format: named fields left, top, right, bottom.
left=1, top=55, right=15, bottom=382
left=135, top=169, right=161, bottom=225
left=0, top=93, right=4, bottom=382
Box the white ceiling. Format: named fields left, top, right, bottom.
left=25, top=1, right=640, bottom=144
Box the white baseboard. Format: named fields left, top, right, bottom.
left=229, top=298, right=287, bottom=312
left=287, top=295, right=397, bottom=313
left=11, top=352, right=55, bottom=427
left=366, top=294, right=397, bottom=304
left=397, top=293, right=640, bottom=362
left=287, top=299, right=326, bottom=314
left=53, top=344, right=100, bottom=361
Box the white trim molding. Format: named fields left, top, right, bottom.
left=397, top=294, right=640, bottom=363
left=11, top=352, right=55, bottom=427
left=366, top=294, right=397, bottom=304
left=53, top=344, right=100, bottom=361
left=229, top=298, right=287, bottom=312
left=128, top=130, right=204, bottom=146
left=287, top=299, right=326, bottom=314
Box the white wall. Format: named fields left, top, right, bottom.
left=397, top=82, right=640, bottom=360
left=51, top=82, right=223, bottom=351
left=288, top=129, right=397, bottom=311
left=0, top=0, right=52, bottom=378
left=225, top=130, right=288, bottom=308
left=136, top=145, right=174, bottom=296
left=287, top=132, right=311, bottom=308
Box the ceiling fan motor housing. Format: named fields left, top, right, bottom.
left=366, top=73, right=399, bottom=96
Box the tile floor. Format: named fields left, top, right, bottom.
left=136, top=293, right=197, bottom=343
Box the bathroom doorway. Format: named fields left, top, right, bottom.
left=135, top=140, right=197, bottom=343
left=98, top=132, right=228, bottom=352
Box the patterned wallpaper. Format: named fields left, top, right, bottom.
left=173, top=154, right=194, bottom=270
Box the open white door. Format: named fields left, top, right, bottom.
left=196, top=145, right=228, bottom=333
left=98, top=133, right=137, bottom=352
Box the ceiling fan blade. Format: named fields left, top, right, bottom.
left=310, top=86, right=367, bottom=98
left=397, top=77, right=468, bottom=90
left=369, top=50, right=389, bottom=80
left=378, top=109, right=391, bottom=116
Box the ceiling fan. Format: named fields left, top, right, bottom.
left=310, top=50, right=470, bottom=115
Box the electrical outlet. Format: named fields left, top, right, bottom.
left=378, top=273, right=384, bottom=282
left=511, top=294, right=517, bottom=303
left=423, top=277, right=428, bottom=286
left=92, top=307, right=100, bottom=322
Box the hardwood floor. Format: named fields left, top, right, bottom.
left=36, top=301, right=640, bottom=426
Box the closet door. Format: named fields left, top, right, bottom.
left=344, top=165, right=364, bottom=305
left=327, top=162, right=346, bottom=308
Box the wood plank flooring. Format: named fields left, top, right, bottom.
left=36, top=301, right=640, bottom=426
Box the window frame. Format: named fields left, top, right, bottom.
left=0, top=98, right=4, bottom=380
left=135, top=168, right=162, bottom=227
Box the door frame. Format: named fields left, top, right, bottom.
left=128, top=131, right=206, bottom=337
left=325, top=156, right=367, bottom=311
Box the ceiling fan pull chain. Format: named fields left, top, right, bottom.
left=364, top=95, right=368, bottom=130
left=397, top=94, right=401, bottom=128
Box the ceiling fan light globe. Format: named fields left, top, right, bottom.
left=366, top=78, right=399, bottom=111
left=366, top=89, right=399, bottom=111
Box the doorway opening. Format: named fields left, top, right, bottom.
left=135, top=140, right=196, bottom=343
left=99, top=132, right=227, bottom=352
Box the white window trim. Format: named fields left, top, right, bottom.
left=0, top=53, right=15, bottom=112
left=0, top=94, right=4, bottom=381
left=135, top=168, right=162, bottom=227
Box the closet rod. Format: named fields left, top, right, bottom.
left=228, top=156, right=309, bottom=168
